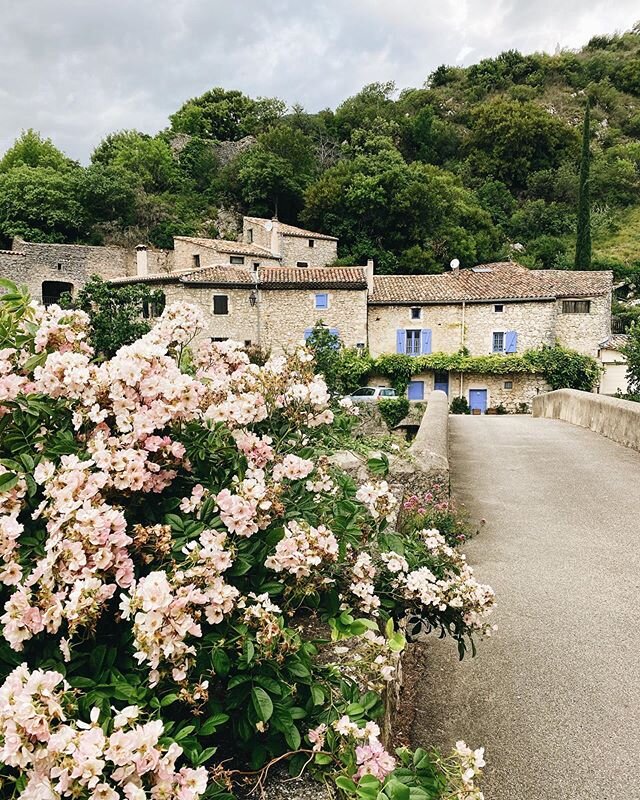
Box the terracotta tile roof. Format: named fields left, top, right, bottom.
left=109, top=265, right=366, bottom=290
left=370, top=262, right=613, bottom=304
left=600, top=334, right=629, bottom=351
left=258, top=266, right=365, bottom=289
left=243, top=217, right=338, bottom=241
left=174, top=236, right=276, bottom=259
left=179, top=265, right=255, bottom=286
left=109, top=272, right=183, bottom=286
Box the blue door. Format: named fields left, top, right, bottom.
left=434, top=371, right=449, bottom=395
left=408, top=381, right=424, bottom=400
left=469, top=389, right=488, bottom=414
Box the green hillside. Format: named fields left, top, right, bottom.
left=0, top=25, right=639, bottom=276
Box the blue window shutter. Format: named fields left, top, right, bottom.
left=396, top=329, right=406, bottom=354
left=329, top=327, right=339, bottom=336
left=315, top=293, right=328, bottom=309
left=505, top=331, right=518, bottom=353
left=420, top=329, right=432, bottom=355
left=303, top=328, right=313, bottom=341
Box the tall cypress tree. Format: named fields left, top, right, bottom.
left=575, top=100, right=592, bottom=269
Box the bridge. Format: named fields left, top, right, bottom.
left=412, top=408, right=640, bottom=799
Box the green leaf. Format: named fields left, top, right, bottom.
left=384, top=780, right=410, bottom=800
left=173, top=725, right=196, bottom=741
left=160, top=693, right=180, bottom=707
left=310, top=684, right=324, bottom=705
left=251, top=687, right=273, bottom=722
left=283, top=722, right=301, bottom=750
left=0, top=472, right=19, bottom=493
left=314, top=753, right=333, bottom=765
left=212, top=648, right=231, bottom=677
left=243, top=639, right=255, bottom=664
left=199, top=713, right=230, bottom=736
left=335, top=776, right=358, bottom=794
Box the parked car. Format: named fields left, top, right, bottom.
left=347, top=386, right=397, bottom=402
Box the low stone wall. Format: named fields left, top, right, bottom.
left=408, top=390, right=449, bottom=485
left=532, top=389, right=640, bottom=452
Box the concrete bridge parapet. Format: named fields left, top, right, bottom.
left=532, top=388, right=640, bottom=453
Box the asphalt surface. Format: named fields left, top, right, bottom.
left=412, top=415, right=640, bottom=800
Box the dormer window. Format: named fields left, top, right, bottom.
left=308, top=239, right=315, bottom=248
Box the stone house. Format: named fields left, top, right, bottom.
left=111, top=265, right=368, bottom=353
left=0, top=217, right=615, bottom=412
left=172, top=217, right=338, bottom=273
left=368, top=262, right=612, bottom=411
left=598, top=334, right=629, bottom=396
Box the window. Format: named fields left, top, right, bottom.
left=211, top=337, right=227, bottom=343
left=315, top=293, right=328, bottom=309
left=411, top=307, right=421, bottom=320
left=244, top=340, right=252, bottom=347
left=192, top=254, right=201, bottom=269
left=308, top=239, right=315, bottom=248
left=142, top=295, right=165, bottom=319
left=42, top=281, right=73, bottom=307
left=247, top=229, right=253, bottom=243
left=213, top=295, right=229, bottom=315
left=504, top=380, right=513, bottom=389
left=492, top=330, right=518, bottom=353
left=253, top=262, right=260, bottom=271
left=57, top=262, right=62, bottom=271
left=297, top=261, right=309, bottom=268
left=351, top=387, right=376, bottom=397
left=230, top=256, right=245, bottom=265
left=494, top=304, right=504, bottom=313
left=406, top=329, right=421, bottom=355
left=562, top=300, right=591, bottom=314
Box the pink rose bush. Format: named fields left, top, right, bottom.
left=0, top=285, right=490, bottom=798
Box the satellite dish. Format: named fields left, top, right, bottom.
left=265, top=221, right=273, bottom=232
left=450, top=258, right=460, bottom=270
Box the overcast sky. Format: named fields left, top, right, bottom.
left=0, top=0, right=638, bottom=163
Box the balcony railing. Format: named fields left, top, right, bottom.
left=611, top=317, right=631, bottom=334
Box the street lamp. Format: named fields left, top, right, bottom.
left=249, top=290, right=257, bottom=307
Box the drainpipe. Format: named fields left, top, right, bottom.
left=459, top=300, right=466, bottom=397
left=255, top=271, right=261, bottom=346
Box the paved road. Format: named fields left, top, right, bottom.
left=413, top=415, right=640, bottom=800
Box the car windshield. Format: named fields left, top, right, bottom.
left=351, top=387, right=376, bottom=397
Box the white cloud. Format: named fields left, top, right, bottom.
left=0, top=0, right=637, bottom=162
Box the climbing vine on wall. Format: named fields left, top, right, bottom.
left=371, top=347, right=602, bottom=394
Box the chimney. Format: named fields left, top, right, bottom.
left=270, top=217, right=280, bottom=257
left=366, top=258, right=374, bottom=294
left=136, top=244, right=148, bottom=276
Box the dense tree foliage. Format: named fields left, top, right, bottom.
left=1, top=26, right=639, bottom=274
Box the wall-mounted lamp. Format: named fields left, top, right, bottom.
left=249, top=290, right=258, bottom=307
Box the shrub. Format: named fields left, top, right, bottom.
left=0, top=284, right=491, bottom=799
left=401, top=483, right=470, bottom=547
left=378, top=397, right=410, bottom=428
left=450, top=396, right=470, bottom=414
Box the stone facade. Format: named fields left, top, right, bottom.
left=173, top=237, right=280, bottom=273
left=553, top=294, right=611, bottom=357
left=259, top=287, right=368, bottom=352
left=162, top=283, right=259, bottom=346
left=242, top=218, right=338, bottom=269
left=367, top=297, right=609, bottom=360
left=0, top=239, right=137, bottom=304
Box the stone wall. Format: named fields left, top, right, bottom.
left=367, top=296, right=610, bottom=359
left=554, top=294, right=611, bottom=356
left=173, top=238, right=279, bottom=272
left=0, top=239, right=136, bottom=303
left=532, top=388, right=640, bottom=452
left=279, top=235, right=338, bottom=268
left=260, top=287, right=368, bottom=352
left=162, top=283, right=259, bottom=346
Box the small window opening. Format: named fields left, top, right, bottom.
left=411, top=307, right=421, bottom=320
left=192, top=254, right=201, bottom=269
left=213, top=295, right=229, bottom=315
left=230, top=256, right=245, bottom=265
